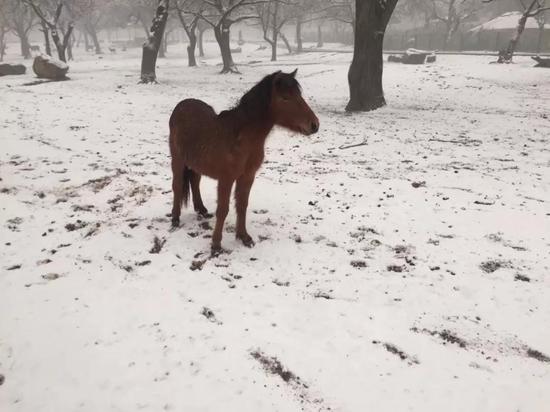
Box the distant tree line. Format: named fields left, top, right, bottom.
left=1, top=0, right=547, bottom=110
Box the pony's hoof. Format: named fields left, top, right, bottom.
left=197, top=210, right=213, bottom=219
left=171, top=217, right=180, bottom=228
left=237, top=234, right=255, bottom=248
left=211, top=244, right=231, bottom=257
left=211, top=244, right=223, bottom=257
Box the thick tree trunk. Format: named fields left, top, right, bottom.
left=187, top=32, right=197, bottom=66
left=214, top=23, right=237, bottom=73
left=346, top=0, right=398, bottom=112
left=295, top=17, right=303, bottom=53
left=140, top=0, right=169, bottom=83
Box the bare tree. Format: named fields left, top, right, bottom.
left=430, top=0, right=482, bottom=48
left=291, top=0, right=328, bottom=53
left=534, top=7, right=548, bottom=52
left=80, top=0, right=113, bottom=54
left=326, top=0, right=355, bottom=33
left=3, top=0, right=36, bottom=59
left=0, top=0, right=8, bottom=61
left=394, top=0, right=434, bottom=28
left=140, top=0, right=169, bottom=83
left=127, top=0, right=156, bottom=36
left=484, top=0, right=549, bottom=59
left=257, top=0, right=291, bottom=61
left=174, top=0, right=201, bottom=66
left=197, top=20, right=207, bottom=56
left=22, top=0, right=75, bottom=62
left=346, top=0, right=399, bottom=112
left=194, top=0, right=265, bottom=73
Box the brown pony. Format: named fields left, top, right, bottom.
left=169, top=69, right=319, bottom=253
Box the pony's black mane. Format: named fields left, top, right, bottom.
left=219, top=71, right=301, bottom=123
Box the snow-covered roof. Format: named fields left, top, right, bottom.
left=470, top=11, right=550, bottom=32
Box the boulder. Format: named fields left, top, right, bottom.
left=32, top=54, right=69, bottom=79
left=0, top=63, right=26, bottom=76
left=402, top=48, right=436, bottom=65
left=532, top=56, right=550, bottom=68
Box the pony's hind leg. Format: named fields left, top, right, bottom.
left=190, top=172, right=209, bottom=217
left=171, top=158, right=184, bottom=227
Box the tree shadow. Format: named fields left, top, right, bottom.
left=22, top=77, right=70, bottom=86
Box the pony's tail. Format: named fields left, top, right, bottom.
left=182, top=166, right=192, bottom=208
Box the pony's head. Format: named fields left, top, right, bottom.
left=236, top=69, right=319, bottom=135
left=269, top=69, right=319, bottom=135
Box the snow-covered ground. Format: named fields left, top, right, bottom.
left=1, top=43, right=550, bottom=412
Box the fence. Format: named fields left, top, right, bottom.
left=301, top=26, right=550, bottom=54
left=384, top=29, right=550, bottom=53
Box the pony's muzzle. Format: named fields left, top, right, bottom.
left=307, top=116, right=320, bottom=135
left=310, top=121, right=319, bottom=134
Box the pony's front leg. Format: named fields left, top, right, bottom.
left=235, top=172, right=256, bottom=247
left=211, top=178, right=234, bottom=254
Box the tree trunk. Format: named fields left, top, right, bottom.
left=84, top=31, right=90, bottom=51
left=87, top=25, right=102, bottom=54
left=41, top=21, right=51, bottom=56
left=187, top=32, right=197, bottom=66
left=214, top=23, right=237, bottom=73
left=317, top=24, right=323, bottom=47
left=16, top=29, right=31, bottom=59
left=51, top=28, right=68, bottom=62
left=140, top=0, right=169, bottom=83
left=536, top=25, right=544, bottom=53
left=159, top=30, right=170, bottom=57
left=0, top=29, right=6, bottom=62
left=506, top=14, right=528, bottom=57
left=270, top=24, right=278, bottom=61
left=271, top=2, right=279, bottom=61
left=198, top=27, right=205, bottom=57
left=443, top=22, right=452, bottom=50
left=505, top=0, right=538, bottom=59
left=281, top=32, right=292, bottom=54
left=346, top=0, right=398, bottom=112
left=66, top=31, right=74, bottom=61
left=295, top=17, right=303, bottom=53
left=159, top=35, right=166, bottom=58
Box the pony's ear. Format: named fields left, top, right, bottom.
left=273, top=70, right=285, bottom=89
left=290, top=68, right=298, bottom=78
